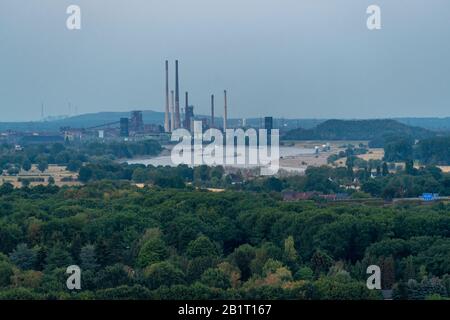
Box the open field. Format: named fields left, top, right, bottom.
left=357, top=148, right=384, bottom=161
left=1, top=164, right=81, bottom=188
left=331, top=148, right=385, bottom=168
left=281, top=140, right=374, bottom=170
left=438, top=166, right=450, bottom=173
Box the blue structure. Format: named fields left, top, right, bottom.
left=421, top=193, right=440, bottom=201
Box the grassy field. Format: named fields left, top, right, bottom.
left=280, top=140, right=370, bottom=171
left=0, top=164, right=81, bottom=188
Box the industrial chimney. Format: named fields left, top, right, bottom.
left=164, top=60, right=170, bottom=132
left=223, top=90, right=228, bottom=131
left=184, top=92, right=192, bottom=131
left=174, top=60, right=181, bottom=129
left=170, top=90, right=175, bottom=132
left=211, top=94, right=215, bottom=128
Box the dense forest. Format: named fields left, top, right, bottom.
left=0, top=138, right=449, bottom=300
left=0, top=182, right=449, bottom=300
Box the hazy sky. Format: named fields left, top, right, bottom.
left=1, top=0, right=449, bottom=121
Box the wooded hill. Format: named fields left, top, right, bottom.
left=282, top=119, right=436, bottom=141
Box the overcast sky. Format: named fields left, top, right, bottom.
left=0, top=0, right=449, bottom=121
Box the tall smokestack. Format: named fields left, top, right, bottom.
left=184, top=91, right=189, bottom=129
left=164, top=60, right=170, bottom=132
left=211, top=94, right=215, bottom=127
left=185, top=92, right=191, bottom=131
left=223, top=90, right=228, bottom=131
left=174, top=60, right=181, bottom=129
left=170, top=90, right=175, bottom=132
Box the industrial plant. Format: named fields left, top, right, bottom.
left=162, top=60, right=229, bottom=134
left=0, top=60, right=281, bottom=147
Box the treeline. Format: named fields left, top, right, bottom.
left=0, top=140, right=162, bottom=174
left=283, top=119, right=434, bottom=142
left=383, top=136, right=450, bottom=165
left=0, top=183, right=449, bottom=300
left=247, top=165, right=449, bottom=199
left=281, top=119, right=449, bottom=165
left=75, top=159, right=450, bottom=199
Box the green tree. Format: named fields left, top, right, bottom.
left=380, top=256, right=395, bottom=290
left=0, top=261, right=14, bottom=287
left=67, top=160, right=82, bottom=172
left=229, top=244, right=256, bottom=281
left=382, top=162, right=389, bottom=176
left=0, top=182, right=14, bottom=195
left=262, top=177, right=283, bottom=192
left=94, top=285, right=152, bottom=300
left=186, top=235, right=218, bottom=259
left=0, top=287, right=40, bottom=300
left=8, top=166, right=21, bottom=176
left=48, top=176, right=55, bottom=185
left=295, top=266, right=314, bottom=281
left=314, top=275, right=381, bottom=300
left=210, top=166, right=224, bottom=180
left=78, top=166, right=93, bottom=183
left=37, top=161, right=48, bottom=173
left=137, top=238, right=168, bottom=268
left=132, top=167, right=149, bottom=183
left=21, top=179, right=31, bottom=188
left=186, top=256, right=218, bottom=282
left=193, top=165, right=210, bottom=182
left=144, top=261, right=185, bottom=289
left=283, top=236, right=299, bottom=271
left=384, top=138, right=414, bottom=162
left=404, top=256, right=416, bottom=281
left=362, top=180, right=382, bottom=196
left=95, top=264, right=132, bottom=289
left=405, top=160, right=417, bottom=175
left=22, top=159, right=32, bottom=172
left=311, top=250, right=333, bottom=276
left=80, top=244, right=99, bottom=270
left=201, top=268, right=231, bottom=289
left=9, top=243, right=37, bottom=270
left=262, top=259, right=284, bottom=277
left=44, top=245, right=73, bottom=271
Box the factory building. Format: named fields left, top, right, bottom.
left=264, top=117, right=273, bottom=132
left=264, top=116, right=274, bottom=146
left=120, top=118, right=129, bottom=137
left=130, top=111, right=144, bottom=133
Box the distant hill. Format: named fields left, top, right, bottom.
left=56, top=110, right=166, bottom=128
left=282, top=119, right=436, bottom=141
left=237, top=118, right=324, bottom=131
left=1, top=111, right=448, bottom=134
left=0, top=110, right=325, bottom=133
left=395, top=117, right=450, bottom=132
left=0, top=110, right=165, bottom=132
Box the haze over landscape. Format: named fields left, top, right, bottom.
left=2, top=1, right=450, bottom=305
left=1, top=0, right=450, bottom=121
